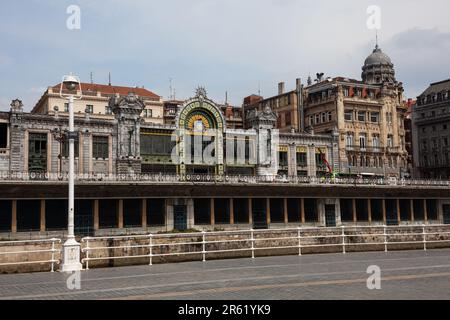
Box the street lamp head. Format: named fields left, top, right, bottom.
left=60, top=74, right=82, bottom=100
left=63, top=74, right=79, bottom=91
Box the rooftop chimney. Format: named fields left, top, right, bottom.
left=278, top=82, right=285, bottom=95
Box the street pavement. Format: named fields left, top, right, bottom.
left=0, top=249, right=450, bottom=300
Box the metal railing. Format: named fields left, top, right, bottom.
left=80, top=225, right=450, bottom=270
left=0, top=238, right=61, bottom=272
left=1, top=171, right=450, bottom=187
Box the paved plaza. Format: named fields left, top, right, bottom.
left=1, top=249, right=450, bottom=300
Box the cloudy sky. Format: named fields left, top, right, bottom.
left=1, top=0, right=450, bottom=111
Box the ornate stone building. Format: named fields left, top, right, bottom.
left=412, top=79, right=450, bottom=179
left=244, top=45, right=408, bottom=178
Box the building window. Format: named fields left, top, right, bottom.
left=64, top=103, right=69, bottom=112
left=309, top=115, right=314, bottom=126
left=344, top=110, right=353, bottom=121
left=444, top=124, right=448, bottom=130
left=62, top=139, right=79, bottom=158
left=86, top=105, right=94, bottom=113
left=443, top=137, right=448, bottom=147
left=423, top=155, right=428, bottom=167
left=296, top=152, right=307, bottom=167
left=285, top=112, right=291, bottom=126
left=359, top=133, right=367, bottom=149
left=0, top=123, right=7, bottom=149
left=343, top=89, right=349, bottom=97
left=327, top=111, right=332, bottom=121
left=315, top=153, right=325, bottom=169
left=105, top=106, right=112, bottom=115
left=279, top=151, right=288, bottom=167
left=386, top=112, right=392, bottom=123
left=315, top=114, right=320, bottom=124
left=372, top=134, right=380, bottom=149
left=93, top=136, right=109, bottom=159
left=421, top=140, right=427, bottom=151
left=422, top=127, right=426, bottom=133
left=143, top=109, right=153, bottom=118
left=321, top=112, right=326, bottom=123
left=387, top=135, right=393, bottom=148
left=370, top=112, right=380, bottom=123
left=346, top=133, right=354, bottom=147
left=358, top=111, right=366, bottom=122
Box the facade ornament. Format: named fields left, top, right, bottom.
left=10, top=99, right=24, bottom=113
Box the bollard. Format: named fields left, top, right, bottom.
left=341, top=226, right=346, bottom=254
left=250, top=229, right=255, bottom=259
left=149, top=234, right=153, bottom=266
left=297, top=227, right=302, bottom=256
left=202, top=231, right=206, bottom=262
left=384, top=225, right=388, bottom=252
left=85, top=238, right=90, bottom=270
left=422, top=224, right=427, bottom=251
left=50, top=239, right=56, bottom=272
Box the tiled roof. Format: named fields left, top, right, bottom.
left=420, top=79, right=450, bottom=97
left=51, top=82, right=160, bottom=99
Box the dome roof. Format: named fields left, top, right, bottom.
left=364, top=45, right=392, bottom=66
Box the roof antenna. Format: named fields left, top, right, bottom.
left=375, top=30, right=379, bottom=49
left=108, top=72, right=111, bottom=86
left=258, top=82, right=261, bottom=96
left=90, top=72, right=93, bottom=84
left=169, top=77, right=173, bottom=100
left=225, top=91, right=228, bottom=105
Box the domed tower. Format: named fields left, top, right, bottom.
left=362, top=44, right=396, bottom=85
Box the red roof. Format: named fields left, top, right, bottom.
left=51, top=82, right=160, bottom=99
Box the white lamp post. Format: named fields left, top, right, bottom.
left=59, top=74, right=83, bottom=272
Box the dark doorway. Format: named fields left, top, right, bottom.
left=0, top=200, right=12, bottom=232
left=174, top=205, right=187, bottom=231
left=443, top=205, right=450, bottom=225
left=75, top=200, right=93, bottom=236
left=45, top=200, right=68, bottom=230
left=123, top=199, right=142, bottom=227
left=385, top=200, right=398, bottom=225
left=17, top=200, right=40, bottom=232
left=252, top=198, right=267, bottom=229
left=325, top=204, right=336, bottom=227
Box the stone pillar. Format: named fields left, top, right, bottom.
left=93, top=199, right=99, bottom=230
left=423, top=199, right=428, bottom=222
left=307, top=146, right=317, bottom=177
left=11, top=200, right=17, bottom=233
left=118, top=199, right=123, bottom=228
left=229, top=198, right=234, bottom=225
left=266, top=198, right=271, bottom=225
left=382, top=199, right=387, bottom=224
left=248, top=198, right=253, bottom=225
left=210, top=198, right=215, bottom=226
left=40, top=200, right=46, bottom=232
left=410, top=199, right=415, bottom=222
left=141, top=199, right=147, bottom=228
left=397, top=199, right=401, bottom=223
left=368, top=199, right=372, bottom=224
left=352, top=198, right=357, bottom=223
left=186, top=198, right=194, bottom=229
left=165, top=199, right=174, bottom=231
left=283, top=198, right=288, bottom=224
left=300, top=198, right=305, bottom=223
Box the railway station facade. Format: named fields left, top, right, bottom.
left=0, top=87, right=449, bottom=238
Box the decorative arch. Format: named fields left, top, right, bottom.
left=176, top=89, right=226, bottom=132
left=174, top=88, right=226, bottom=178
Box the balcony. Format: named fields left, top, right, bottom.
left=345, top=145, right=384, bottom=153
